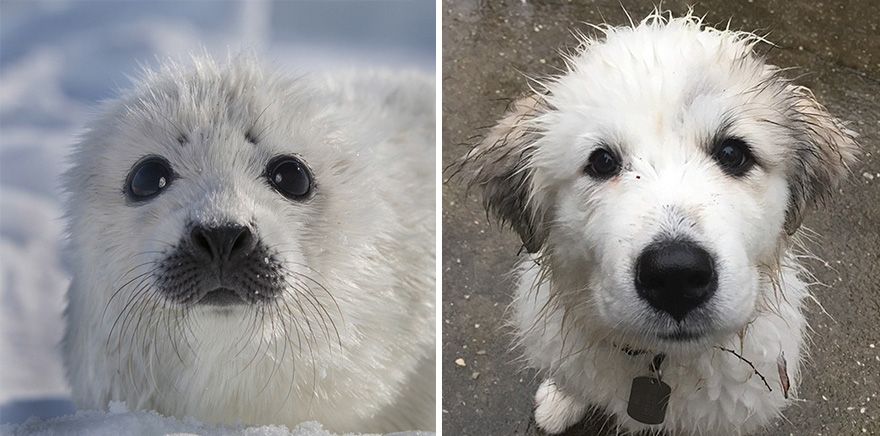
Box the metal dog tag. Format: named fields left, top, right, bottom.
left=627, top=376, right=671, bottom=425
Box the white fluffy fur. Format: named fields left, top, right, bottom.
left=62, top=55, right=435, bottom=433
left=464, top=11, right=858, bottom=435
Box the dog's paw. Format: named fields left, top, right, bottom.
left=534, top=378, right=588, bottom=434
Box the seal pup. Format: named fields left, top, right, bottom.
left=461, top=11, right=858, bottom=435
left=62, top=55, right=435, bottom=433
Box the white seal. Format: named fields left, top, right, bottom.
left=61, top=55, right=435, bottom=433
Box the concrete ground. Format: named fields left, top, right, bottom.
left=441, top=1, right=879, bottom=434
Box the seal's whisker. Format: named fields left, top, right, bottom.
left=104, top=266, right=161, bottom=321
left=228, top=302, right=266, bottom=364
left=287, top=269, right=343, bottom=327
left=243, top=305, right=273, bottom=374
left=283, top=273, right=339, bottom=349
left=106, top=273, right=156, bottom=348
left=257, top=300, right=289, bottom=396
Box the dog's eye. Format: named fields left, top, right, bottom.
left=267, top=156, right=313, bottom=200
left=126, top=157, right=173, bottom=201
left=585, top=149, right=620, bottom=179
left=713, top=138, right=754, bottom=176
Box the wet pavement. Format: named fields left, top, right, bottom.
left=441, top=1, right=880, bottom=435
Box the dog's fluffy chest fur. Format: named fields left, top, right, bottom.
left=514, top=253, right=808, bottom=434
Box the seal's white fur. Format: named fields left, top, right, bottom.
left=463, top=12, right=858, bottom=435
left=62, top=55, right=435, bottom=433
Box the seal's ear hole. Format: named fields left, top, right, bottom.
left=244, top=130, right=258, bottom=145
left=460, top=96, right=549, bottom=252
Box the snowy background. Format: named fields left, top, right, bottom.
left=0, top=0, right=434, bottom=430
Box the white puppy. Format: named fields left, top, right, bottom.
left=62, top=55, right=435, bottom=433
left=463, top=12, right=858, bottom=435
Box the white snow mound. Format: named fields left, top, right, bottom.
left=1, top=402, right=433, bottom=436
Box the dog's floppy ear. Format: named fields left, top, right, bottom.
left=462, top=95, right=549, bottom=252
left=784, top=85, right=860, bottom=235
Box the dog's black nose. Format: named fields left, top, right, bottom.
left=190, top=224, right=256, bottom=262
left=635, top=240, right=716, bottom=321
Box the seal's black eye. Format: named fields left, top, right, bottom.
left=126, top=157, right=172, bottom=201
left=267, top=156, right=313, bottom=200
left=713, top=138, right=754, bottom=176
left=585, top=148, right=620, bottom=179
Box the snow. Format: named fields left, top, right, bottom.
left=1, top=402, right=432, bottom=436
left=0, top=0, right=433, bottom=431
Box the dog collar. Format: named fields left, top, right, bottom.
left=617, top=344, right=650, bottom=357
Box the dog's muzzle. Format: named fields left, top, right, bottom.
left=634, top=240, right=717, bottom=322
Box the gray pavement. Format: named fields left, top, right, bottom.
left=441, top=1, right=880, bottom=434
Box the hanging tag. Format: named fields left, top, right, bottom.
left=627, top=352, right=670, bottom=425
left=627, top=376, right=671, bottom=424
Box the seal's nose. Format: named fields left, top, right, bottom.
left=635, top=240, right=716, bottom=321
left=190, top=224, right=256, bottom=262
